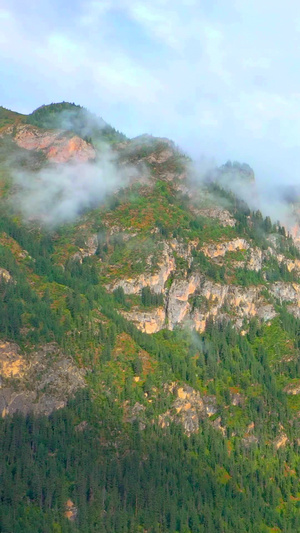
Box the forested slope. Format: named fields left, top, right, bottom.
left=0, top=103, right=299, bottom=532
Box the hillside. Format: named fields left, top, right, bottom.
left=0, top=103, right=299, bottom=533
left=0, top=106, right=26, bottom=130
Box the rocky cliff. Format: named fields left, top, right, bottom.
left=102, top=233, right=300, bottom=334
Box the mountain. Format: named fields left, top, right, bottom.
left=0, top=103, right=299, bottom=532
left=0, top=102, right=126, bottom=164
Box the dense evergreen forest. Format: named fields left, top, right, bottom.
left=0, top=202, right=299, bottom=532
left=1, top=393, right=300, bottom=533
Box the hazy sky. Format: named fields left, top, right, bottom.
left=1, top=1, right=300, bottom=188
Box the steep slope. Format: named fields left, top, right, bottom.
left=0, top=103, right=299, bottom=532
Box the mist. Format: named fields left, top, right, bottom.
left=10, top=144, right=140, bottom=227
left=189, top=155, right=300, bottom=236
left=28, top=104, right=110, bottom=141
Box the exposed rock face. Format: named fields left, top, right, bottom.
left=242, top=434, right=259, bottom=447
left=158, top=384, right=223, bottom=436
left=270, top=282, right=300, bottom=305
left=122, top=307, right=166, bottom=334
left=247, top=248, right=263, bottom=271
left=0, top=341, right=29, bottom=379
left=287, top=305, right=300, bottom=318
left=108, top=246, right=282, bottom=332
left=46, top=136, right=96, bottom=163
left=72, top=234, right=99, bottom=262
left=274, top=252, right=300, bottom=274
left=170, top=238, right=198, bottom=268
left=167, top=275, right=201, bottom=328
left=211, top=416, right=226, bottom=436
left=1, top=124, right=96, bottom=163
left=230, top=392, right=244, bottom=406
left=123, top=273, right=277, bottom=334
left=125, top=402, right=146, bottom=430
left=280, top=257, right=300, bottom=273
left=159, top=384, right=214, bottom=435
left=146, top=148, right=174, bottom=164
left=169, top=278, right=275, bottom=332
left=196, top=207, right=236, bottom=227
left=202, top=239, right=264, bottom=272
left=103, top=232, right=300, bottom=333
left=202, top=238, right=249, bottom=259
left=109, top=243, right=176, bottom=295
left=0, top=341, right=85, bottom=417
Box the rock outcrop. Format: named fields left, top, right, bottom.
left=108, top=243, right=176, bottom=295
left=64, top=499, right=78, bottom=522
left=167, top=275, right=201, bottom=328
left=0, top=341, right=85, bottom=417
left=202, top=238, right=249, bottom=259
left=122, top=307, right=166, bottom=334
left=195, top=207, right=236, bottom=227
left=1, top=123, right=96, bottom=163
left=168, top=278, right=275, bottom=332
left=0, top=268, right=12, bottom=282
left=274, top=433, right=289, bottom=450
left=72, top=234, right=99, bottom=262
left=158, top=384, right=218, bottom=435
left=270, top=282, right=300, bottom=305
left=106, top=239, right=284, bottom=333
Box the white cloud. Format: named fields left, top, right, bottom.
left=2, top=0, right=300, bottom=190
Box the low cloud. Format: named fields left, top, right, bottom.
left=10, top=145, right=140, bottom=227
left=189, top=157, right=300, bottom=235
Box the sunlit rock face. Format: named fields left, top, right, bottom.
left=121, top=307, right=166, bottom=334
left=201, top=238, right=249, bottom=259
left=1, top=123, right=96, bottom=163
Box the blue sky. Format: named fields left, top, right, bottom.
left=1, top=1, right=300, bottom=188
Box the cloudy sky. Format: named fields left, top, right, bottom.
left=1, top=0, right=300, bottom=188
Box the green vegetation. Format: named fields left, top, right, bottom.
left=0, top=106, right=25, bottom=129
left=1, top=393, right=300, bottom=533
left=26, top=102, right=126, bottom=144
left=141, top=286, right=164, bottom=307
